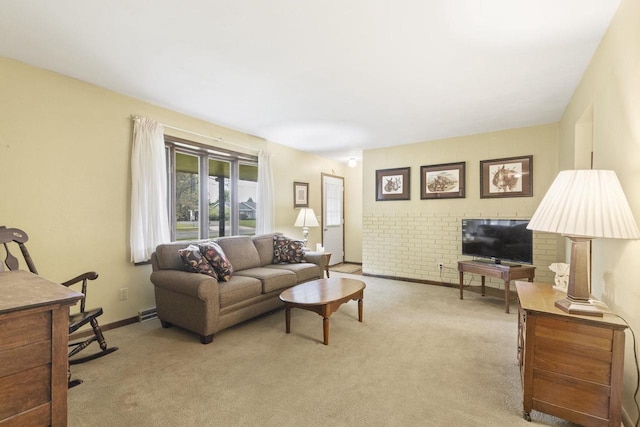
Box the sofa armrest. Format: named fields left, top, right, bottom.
left=150, top=270, right=219, bottom=301
left=304, top=251, right=328, bottom=270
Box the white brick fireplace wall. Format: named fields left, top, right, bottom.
left=362, top=211, right=557, bottom=289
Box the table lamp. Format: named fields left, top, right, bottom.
left=294, top=208, right=319, bottom=248
left=527, top=170, right=640, bottom=316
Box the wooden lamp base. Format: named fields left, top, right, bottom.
left=554, top=297, right=604, bottom=317
left=558, top=236, right=603, bottom=317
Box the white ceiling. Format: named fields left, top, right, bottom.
left=0, top=1, right=621, bottom=163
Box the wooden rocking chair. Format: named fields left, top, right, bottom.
left=0, top=226, right=118, bottom=387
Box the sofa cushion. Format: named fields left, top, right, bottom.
left=199, top=242, right=233, bottom=282
left=177, top=245, right=217, bottom=277
left=216, top=236, right=261, bottom=271
left=265, top=263, right=321, bottom=283
left=252, top=233, right=281, bottom=266
left=235, top=267, right=296, bottom=293
left=218, top=275, right=262, bottom=308
left=155, top=241, right=207, bottom=271
left=273, top=236, right=306, bottom=264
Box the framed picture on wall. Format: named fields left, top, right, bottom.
left=376, top=167, right=410, bottom=201
left=480, top=155, right=533, bottom=198
left=293, top=182, right=309, bottom=208
left=420, top=162, right=466, bottom=199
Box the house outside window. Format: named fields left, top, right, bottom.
left=165, top=136, right=258, bottom=241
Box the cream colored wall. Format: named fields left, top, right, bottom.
left=266, top=140, right=352, bottom=249
left=0, top=57, right=353, bottom=325
left=559, top=0, right=640, bottom=421
left=362, top=124, right=561, bottom=286
left=272, top=151, right=362, bottom=264
left=344, top=162, right=363, bottom=263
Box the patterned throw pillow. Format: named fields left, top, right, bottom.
left=178, top=245, right=217, bottom=277
left=272, top=236, right=306, bottom=264
left=199, top=242, right=233, bottom=282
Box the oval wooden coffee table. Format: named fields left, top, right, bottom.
left=279, top=278, right=365, bottom=345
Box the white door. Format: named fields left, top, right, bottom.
left=322, top=173, right=344, bottom=266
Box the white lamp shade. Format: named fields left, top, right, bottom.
left=527, top=170, right=640, bottom=239
left=294, top=208, right=319, bottom=227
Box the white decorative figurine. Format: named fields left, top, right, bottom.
left=549, top=263, right=570, bottom=293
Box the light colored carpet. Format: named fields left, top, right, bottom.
left=68, top=273, right=575, bottom=426
left=329, top=263, right=362, bottom=274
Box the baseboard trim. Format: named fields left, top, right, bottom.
left=361, top=273, right=522, bottom=301
left=69, top=316, right=139, bottom=340
left=362, top=272, right=456, bottom=288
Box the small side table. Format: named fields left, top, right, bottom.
left=457, top=260, right=535, bottom=313
left=323, top=252, right=332, bottom=278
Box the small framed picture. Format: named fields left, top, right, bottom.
left=480, top=155, right=533, bottom=198
left=376, top=167, right=410, bottom=201
left=293, top=182, right=309, bottom=208
left=420, top=162, right=466, bottom=199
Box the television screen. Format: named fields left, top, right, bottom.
left=461, top=219, right=533, bottom=265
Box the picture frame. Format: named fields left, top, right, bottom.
left=293, top=182, right=309, bottom=208
left=376, top=167, right=410, bottom=201
left=480, top=155, right=533, bottom=198
left=420, top=162, right=466, bottom=199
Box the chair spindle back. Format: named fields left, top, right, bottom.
left=0, top=226, right=39, bottom=274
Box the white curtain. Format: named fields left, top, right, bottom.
left=130, top=116, right=170, bottom=263
left=256, top=150, right=275, bottom=234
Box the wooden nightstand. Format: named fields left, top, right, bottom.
left=516, top=281, right=627, bottom=426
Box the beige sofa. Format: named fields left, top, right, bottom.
left=150, top=233, right=327, bottom=343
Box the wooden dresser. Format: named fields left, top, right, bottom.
left=0, top=270, right=82, bottom=426
left=516, top=281, right=627, bottom=427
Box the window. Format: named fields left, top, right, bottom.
left=325, top=179, right=342, bottom=227
left=165, top=136, right=258, bottom=241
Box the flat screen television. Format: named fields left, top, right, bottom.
left=461, top=219, right=533, bottom=265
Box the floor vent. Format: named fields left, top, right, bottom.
left=138, top=307, right=157, bottom=322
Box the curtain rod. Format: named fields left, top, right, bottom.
left=131, top=115, right=260, bottom=154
